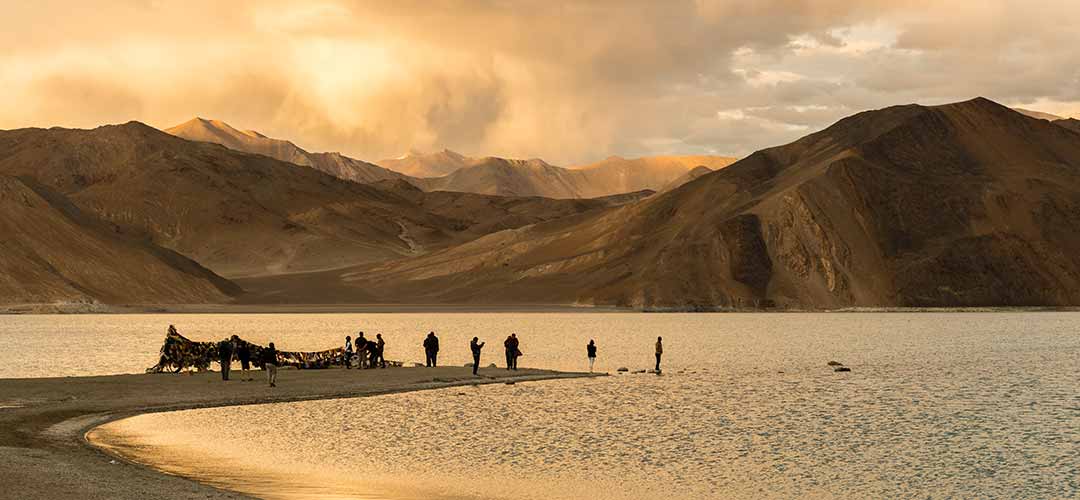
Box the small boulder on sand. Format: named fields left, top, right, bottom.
left=617, top=367, right=629, bottom=372
left=833, top=366, right=851, bottom=372
left=827, top=361, right=843, bottom=366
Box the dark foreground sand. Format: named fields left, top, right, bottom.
left=0, top=366, right=600, bottom=500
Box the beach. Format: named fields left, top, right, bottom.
left=0, top=366, right=600, bottom=500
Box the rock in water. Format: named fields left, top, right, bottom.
left=617, top=367, right=629, bottom=372
left=834, top=366, right=852, bottom=372
left=827, top=361, right=844, bottom=366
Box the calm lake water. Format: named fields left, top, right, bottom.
left=5, top=313, right=1080, bottom=499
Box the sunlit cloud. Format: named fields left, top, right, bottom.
left=1, top=0, right=1078, bottom=163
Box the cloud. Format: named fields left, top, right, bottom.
left=1, top=0, right=1078, bottom=163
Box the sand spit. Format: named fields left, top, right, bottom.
left=0, top=366, right=601, bottom=500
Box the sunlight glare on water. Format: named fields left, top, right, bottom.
left=12, top=313, right=1080, bottom=499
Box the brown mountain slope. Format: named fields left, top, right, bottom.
left=1013, top=108, right=1064, bottom=121
left=166, top=118, right=408, bottom=184
left=412, top=154, right=735, bottom=198
left=0, top=123, right=489, bottom=277
left=255, top=97, right=1080, bottom=308
left=660, top=165, right=713, bottom=192
left=1055, top=118, right=1080, bottom=134
left=376, top=149, right=472, bottom=178
left=0, top=175, right=237, bottom=305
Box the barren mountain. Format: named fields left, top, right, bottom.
left=376, top=149, right=472, bottom=178
left=411, top=154, right=735, bottom=198
left=250, top=98, right=1080, bottom=308
left=660, top=165, right=713, bottom=192
left=166, top=118, right=408, bottom=184
left=0, top=123, right=491, bottom=278
left=1013, top=108, right=1064, bottom=121
left=571, top=155, right=735, bottom=192
left=0, top=175, right=237, bottom=305
left=1055, top=118, right=1080, bottom=134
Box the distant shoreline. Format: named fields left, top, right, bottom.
left=2, top=302, right=1079, bottom=314
left=0, top=366, right=602, bottom=500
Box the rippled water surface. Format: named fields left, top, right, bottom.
left=8, top=313, right=1080, bottom=499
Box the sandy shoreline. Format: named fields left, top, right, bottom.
left=0, top=366, right=602, bottom=500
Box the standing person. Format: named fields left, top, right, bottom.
left=587, top=339, right=597, bottom=373
left=355, top=332, right=369, bottom=369
left=376, top=334, right=386, bottom=369
left=470, top=337, right=485, bottom=375
left=262, top=342, right=279, bottom=387
left=503, top=335, right=514, bottom=370
left=344, top=335, right=353, bottom=369
left=504, top=333, right=520, bottom=370
left=367, top=339, right=378, bottom=368
left=218, top=337, right=235, bottom=381
left=423, top=332, right=439, bottom=367
left=236, top=338, right=252, bottom=380
left=655, top=336, right=663, bottom=372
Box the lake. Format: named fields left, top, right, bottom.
left=4, top=313, right=1079, bottom=499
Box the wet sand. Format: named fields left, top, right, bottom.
left=0, top=366, right=600, bottom=500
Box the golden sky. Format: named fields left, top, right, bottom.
left=2, top=0, right=1079, bottom=163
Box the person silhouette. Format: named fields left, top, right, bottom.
left=654, top=336, right=663, bottom=372
left=587, top=339, right=597, bottom=372
left=470, top=337, right=485, bottom=375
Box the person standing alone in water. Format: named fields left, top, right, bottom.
left=423, top=332, right=439, bottom=367
left=470, top=337, right=485, bottom=375
left=654, top=336, right=663, bottom=373
left=263, top=342, right=279, bottom=387
left=587, top=340, right=597, bottom=373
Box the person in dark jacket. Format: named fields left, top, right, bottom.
left=355, top=332, right=369, bottom=369
left=587, top=339, right=597, bottom=373
left=218, top=337, right=235, bottom=381
left=366, top=339, right=378, bottom=368
left=236, top=337, right=252, bottom=379
left=263, top=342, right=278, bottom=387
left=655, top=336, right=663, bottom=372
left=376, top=334, right=386, bottom=368
left=504, top=334, right=520, bottom=370
left=470, top=337, right=485, bottom=375
left=423, top=332, right=439, bottom=367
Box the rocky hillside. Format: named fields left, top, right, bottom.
left=0, top=175, right=237, bottom=305
left=166, top=118, right=409, bottom=184
left=291, top=98, right=1080, bottom=308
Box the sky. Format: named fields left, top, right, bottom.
left=2, top=1, right=1079, bottom=164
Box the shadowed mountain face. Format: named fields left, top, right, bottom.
left=0, top=123, right=516, bottom=279
left=166, top=118, right=409, bottom=184
left=660, top=165, right=713, bottom=192
left=0, top=175, right=237, bottom=304
left=1055, top=118, right=1080, bottom=134
left=268, top=98, right=1080, bottom=309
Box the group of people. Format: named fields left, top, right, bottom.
left=216, top=335, right=279, bottom=387
left=213, top=330, right=666, bottom=388
left=344, top=332, right=386, bottom=369
left=419, top=332, right=525, bottom=375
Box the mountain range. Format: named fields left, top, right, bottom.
left=241, top=98, right=1080, bottom=309
left=3, top=98, right=1079, bottom=309
left=165, top=118, right=733, bottom=198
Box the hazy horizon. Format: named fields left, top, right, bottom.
left=3, top=1, right=1079, bottom=164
